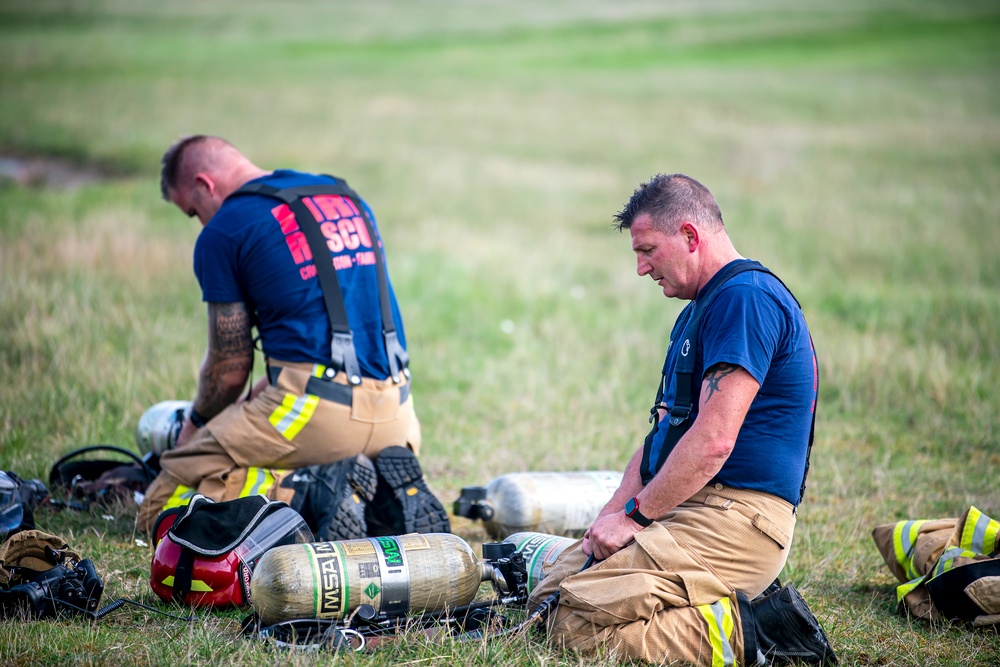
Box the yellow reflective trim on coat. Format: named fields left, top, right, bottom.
left=896, top=576, right=924, bottom=603
left=161, top=575, right=213, bottom=592
left=240, top=467, right=275, bottom=497
left=892, top=519, right=927, bottom=580
left=268, top=393, right=320, bottom=440
left=932, top=546, right=978, bottom=578
left=697, top=597, right=735, bottom=667
left=163, top=484, right=197, bottom=511
left=959, top=506, right=1000, bottom=556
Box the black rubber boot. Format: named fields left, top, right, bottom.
left=743, top=584, right=838, bottom=666
left=366, top=446, right=450, bottom=536
left=284, top=455, right=378, bottom=542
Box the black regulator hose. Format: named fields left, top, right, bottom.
left=497, top=553, right=596, bottom=637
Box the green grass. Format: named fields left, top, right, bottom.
left=1, top=0, right=999, bottom=665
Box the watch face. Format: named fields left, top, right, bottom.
left=624, top=497, right=637, bottom=516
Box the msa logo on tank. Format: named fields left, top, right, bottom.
left=269, top=195, right=378, bottom=281
left=310, top=542, right=345, bottom=618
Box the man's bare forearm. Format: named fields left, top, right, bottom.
left=192, top=302, right=254, bottom=419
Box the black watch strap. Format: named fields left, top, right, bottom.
left=188, top=408, right=208, bottom=429
left=624, top=496, right=653, bottom=528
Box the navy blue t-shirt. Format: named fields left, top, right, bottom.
left=648, top=261, right=817, bottom=506
left=193, top=170, right=407, bottom=379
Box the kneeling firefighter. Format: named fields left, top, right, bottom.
left=137, top=135, right=448, bottom=540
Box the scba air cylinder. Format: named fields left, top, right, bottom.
left=135, top=400, right=191, bottom=456
left=503, top=532, right=576, bottom=594
left=454, top=471, right=623, bottom=539
left=250, top=533, right=488, bottom=625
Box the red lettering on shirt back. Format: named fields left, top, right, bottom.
left=311, top=195, right=357, bottom=221
left=321, top=221, right=345, bottom=252
left=302, top=197, right=323, bottom=222
left=285, top=231, right=312, bottom=264
left=337, top=218, right=361, bottom=250
left=271, top=204, right=299, bottom=234
left=352, top=217, right=373, bottom=248
left=271, top=193, right=377, bottom=282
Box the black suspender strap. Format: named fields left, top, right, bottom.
left=231, top=178, right=408, bottom=385
left=639, top=260, right=817, bottom=506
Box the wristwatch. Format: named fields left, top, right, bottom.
left=624, top=496, right=653, bottom=528
left=188, top=407, right=208, bottom=429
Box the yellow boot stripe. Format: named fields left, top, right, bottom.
left=697, top=597, right=735, bottom=667
left=269, top=393, right=320, bottom=440
left=163, top=484, right=196, bottom=511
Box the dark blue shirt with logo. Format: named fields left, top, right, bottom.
left=649, top=261, right=817, bottom=506
left=193, top=170, right=406, bottom=379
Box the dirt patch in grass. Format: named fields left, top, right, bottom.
left=0, top=152, right=129, bottom=190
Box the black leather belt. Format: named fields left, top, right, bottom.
left=267, top=366, right=410, bottom=407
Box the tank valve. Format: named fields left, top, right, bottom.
left=453, top=486, right=493, bottom=521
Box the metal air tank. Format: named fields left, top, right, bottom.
left=454, top=470, right=622, bottom=539
left=250, top=533, right=488, bottom=625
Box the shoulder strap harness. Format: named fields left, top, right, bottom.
left=231, top=178, right=409, bottom=385
left=639, top=260, right=818, bottom=506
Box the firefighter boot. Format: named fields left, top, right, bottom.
left=738, top=585, right=838, bottom=666
left=366, top=446, right=450, bottom=536
left=283, top=455, right=378, bottom=541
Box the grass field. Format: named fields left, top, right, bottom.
left=1, top=0, right=999, bottom=665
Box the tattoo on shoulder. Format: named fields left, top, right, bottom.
left=704, top=363, right=739, bottom=402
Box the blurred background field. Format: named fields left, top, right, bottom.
left=1, top=1, right=998, bottom=665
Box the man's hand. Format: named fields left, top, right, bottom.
left=582, top=511, right=643, bottom=561
left=174, top=418, right=200, bottom=449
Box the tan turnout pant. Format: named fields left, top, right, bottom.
left=137, top=360, right=420, bottom=533
left=527, top=484, right=795, bottom=666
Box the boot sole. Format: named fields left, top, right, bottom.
left=322, top=455, right=377, bottom=542
left=374, top=446, right=450, bottom=534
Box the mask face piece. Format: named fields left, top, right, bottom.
left=0, top=472, right=25, bottom=538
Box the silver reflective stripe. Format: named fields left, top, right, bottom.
left=273, top=395, right=311, bottom=432
left=971, top=512, right=990, bottom=554
left=933, top=547, right=967, bottom=577
left=900, top=520, right=918, bottom=560
left=709, top=600, right=735, bottom=667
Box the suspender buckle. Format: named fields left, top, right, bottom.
left=331, top=332, right=362, bottom=386
left=668, top=405, right=692, bottom=427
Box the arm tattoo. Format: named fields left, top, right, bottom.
left=210, top=302, right=253, bottom=356
left=195, top=302, right=254, bottom=418
left=703, top=363, right=739, bottom=403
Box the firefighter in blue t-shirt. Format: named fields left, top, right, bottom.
left=527, top=174, right=836, bottom=666
left=138, top=136, right=449, bottom=540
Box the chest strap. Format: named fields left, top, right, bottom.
left=639, top=260, right=817, bottom=506
left=231, top=178, right=409, bottom=386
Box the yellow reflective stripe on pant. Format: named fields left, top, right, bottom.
left=163, top=484, right=197, bottom=511
left=240, top=467, right=284, bottom=497
left=697, top=597, right=735, bottom=667
left=960, top=506, right=1000, bottom=555
left=892, top=519, right=927, bottom=581
left=269, top=393, right=320, bottom=440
